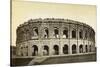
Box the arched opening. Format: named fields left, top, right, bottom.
left=63, top=44, right=68, bottom=54
left=44, top=28, right=49, bottom=38
left=72, top=44, right=76, bottom=54
left=79, top=30, right=83, bottom=39
left=32, top=45, right=38, bottom=56
left=54, top=27, right=59, bottom=38
left=63, top=29, right=68, bottom=38
left=21, top=47, right=23, bottom=56
left=79, top=45, right=83, bottom=53
left=33, top=27, right=38, bottom=36
left=53, top=45, right=59, bottom=55
left=85, top=45, right=88, bottom=52
left=72, top=30, right=76, bottom=38
left=43, top=45, right=49, bottom=55
left=26, top=46, right=28, bottom=56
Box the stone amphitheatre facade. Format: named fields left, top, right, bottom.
left=16, top=18, right=95, bottom=57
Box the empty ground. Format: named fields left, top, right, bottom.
left=11, top=53, right=96, bottom=66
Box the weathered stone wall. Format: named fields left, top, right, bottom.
left=16, top=18, right=95, bottom=57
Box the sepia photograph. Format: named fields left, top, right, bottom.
left=11, top=0, right=97, bottom=66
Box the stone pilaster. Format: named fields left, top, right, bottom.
left=38, top=44, right=42, bottom=56
left=59, top=42, right=63, bottom=55
left=28, top=43, right=32, bottom=56
left=69, top=45, right=72, bottom=54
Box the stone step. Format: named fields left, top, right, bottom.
left=28, top=57, right=47, bottom=65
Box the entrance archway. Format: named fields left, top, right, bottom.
left=21, top=47, right=23, bottom=56
left=85, top=45, right=88, bottom=52
left=32, top=45, right=38, bottom=56
left=72, top=44, right=76, bottom=54
left=79, top=45, right=83, bottom=53
left=53, top=45, right=59, bottom=55
left=43, top=45, right=49, bottom=55
left=63, top=44, right=68, bottom=54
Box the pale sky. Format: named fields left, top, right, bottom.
left=12, top=0, right=96, bottom=46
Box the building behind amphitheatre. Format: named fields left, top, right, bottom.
left=16, top=18, right=95, bottom=57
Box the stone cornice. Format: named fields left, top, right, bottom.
left=18, top=18, right=95, bottom=33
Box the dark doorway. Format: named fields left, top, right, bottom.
left=72, top=44, right=76, bottom=54
left=79, top=45, right=83, bottom=53
left=32, top=45, right=38, bottom=56
left=63, top=45, right=68, bottom=54
left=53, top=45, right=59, bottom=55
left=85, top=45, right=88, bottom=52
left=21, top=47, right=23, bottom=56
left=43, top=45, right=49, bottom=55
